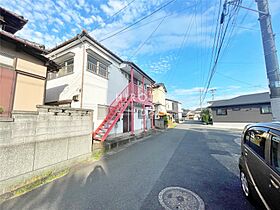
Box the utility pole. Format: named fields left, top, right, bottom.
left=209, top=88, right=217, bottom=101
left=199, top=88, right=202, bottom=111
left=256, top=0, right=280, bottom=120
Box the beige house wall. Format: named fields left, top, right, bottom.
left=16, top=58, right=47, bottom=78
left=0, top=40, right=45, bottom=67
left=1, top=39, right=48, bottom=112
left=13, top=74, right=45, bottom=111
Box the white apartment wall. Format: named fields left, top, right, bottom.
left=46, top=38, right=152, bottom=135
left=178, top=103, right=183, bottom=120
left=46, top=45, right=84, bottom=108
left=81, top=42, right=129, bottom=131
left=107, top=64, right=129, bottom=103
left=165, top=100, right=173, bottom=111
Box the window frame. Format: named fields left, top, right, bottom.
left=244, top=127, right=269, bottom=160
left=97, top=104, right=109, bottom=120
left=47, top=58, right=74, bottom=80
left=216, top=108, right=227, bottom=116
left=269, top=129, right=280, bottom=175
left=87, top=54, right=109, bottom=79
left=260, top=105, right=272, bottom=114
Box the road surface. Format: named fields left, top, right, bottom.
left=0, top=123, right=258, bottom=210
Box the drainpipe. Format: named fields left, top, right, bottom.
left=130, top=66, right=134, bottom=135
left=78, top=35, right=85, bottom=108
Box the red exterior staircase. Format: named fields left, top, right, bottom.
left=92, top=82, right=153, bottom=142
left=92, top=83, right=132, bottom=141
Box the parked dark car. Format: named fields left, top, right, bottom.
left=239, top=122, right=280, bottom=210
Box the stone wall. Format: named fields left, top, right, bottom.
left=0, top=105, right=93, bottom=194
left=155, top=119, right=165, bottom=129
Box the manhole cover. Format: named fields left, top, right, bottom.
left=158, top=187, right=205, bottom=210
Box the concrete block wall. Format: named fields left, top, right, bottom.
left=0, top=105, right=93, bottom=194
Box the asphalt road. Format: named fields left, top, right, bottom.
left=0, top=123, right=258, bottom=210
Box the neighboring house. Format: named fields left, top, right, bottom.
left=0, top=7, right=58, bottom=118
left=45, top=31, right=155, bottom=141
left=152, top=83, right=167, bottom=119
left=186, top=110, right=195, bottom=120
left=208, top=92, right=273, bottom=124
left=194, top=108, right=202, bottom=120
left=182, top=108, right=190, bottom=120
left=165, top=98, right=182, bottom=122
left=178, top=102, right=183, bottom=122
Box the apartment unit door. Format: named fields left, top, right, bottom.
left=123, top=108, right=130, bottom=133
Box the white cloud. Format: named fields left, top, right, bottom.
left=100, top=0, right=126, bottom=17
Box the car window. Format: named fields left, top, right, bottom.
left=247, top=128, right=267, bottom=159
left=271, top=135, right=280, bottom=174
left=244, top=130, right=253, bottom=145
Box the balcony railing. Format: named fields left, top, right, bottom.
left=130, top=83, right=152, bottom=104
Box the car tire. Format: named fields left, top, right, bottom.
left=240, top=171, right=252, bottom=199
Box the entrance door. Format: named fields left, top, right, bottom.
left=123, top=109, right=130, bottom=133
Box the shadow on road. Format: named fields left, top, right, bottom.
left=0, top=126, right=263, bottom=210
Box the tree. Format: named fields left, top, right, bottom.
left=201, top=108, right=212, bottom=125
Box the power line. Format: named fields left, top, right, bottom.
left=216, top=71, right=266, bottom=88
left=113, top=3, right=200, bottom=37
left=129, top=16, right=167, bottom=59
left=109, top=0, right=137, bottom=20
left=99, top=0, right=177, bottom=42
left=201, top=0, right=242, bottom=103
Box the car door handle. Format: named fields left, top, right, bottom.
left=244, top=152, right=248, bottom=156
left=270, top=175, right=280, bottom=189
left=244, top=148, right=248, bottom=156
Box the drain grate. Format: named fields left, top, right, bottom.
left=158, top=187, right=205, bottom=210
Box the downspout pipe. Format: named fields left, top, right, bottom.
left=78, top=35, right=86, bottom=109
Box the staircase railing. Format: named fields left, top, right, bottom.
left=93, top=82, right=131, bottom=138
left=131, top=83, right=152, bottom=103
left=93, top=81, right=153, bottom=141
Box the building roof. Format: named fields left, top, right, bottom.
left=153, top=83, right=167, bottom=92
left=0, top=30, right=59, bottom=71
left=122, top=61, right=155, bottom=84
left=49, top=30, right=155, bottom=83
left=166, top=98, right=181, bottom=104
left=0, top=7, right=28, bottom=34
left=208, top=92, right=270, bottom=108
left=48, top=30, right=123, bottom=63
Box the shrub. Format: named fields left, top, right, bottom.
left=0, top=106, right=4, bottom=114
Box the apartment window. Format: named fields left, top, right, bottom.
left=99, top=62, right=107, bottom=77
left=97, top=104, right=108, bottom=120
left=216, top=108, right=227, bottom=115
left=48, top=58, right=74, bottom=80
left=138, top=110, right=143, bottom=119
left=87, top=55, right=97, bottom=74
left=87, top=54, right=108, bottom=79
left=260, top=105, right=272, bottom=114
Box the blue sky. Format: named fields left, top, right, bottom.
left=1, top=0, right=280, bottom=109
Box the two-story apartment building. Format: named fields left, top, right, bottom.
left=165, top=98, right=183, bottom=122
left=0, top=7, right=58, bottom=119
left=152, top=83, right=167, bottom=119
left=45, top=31, right=155, bottom=141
